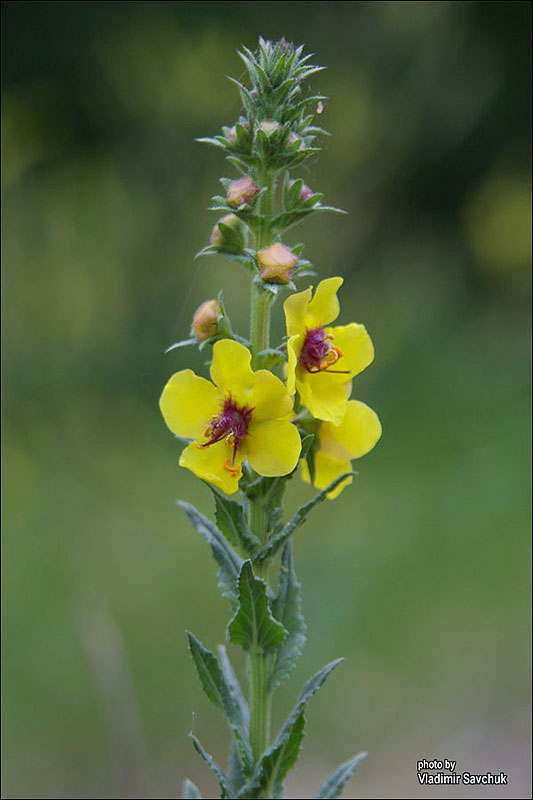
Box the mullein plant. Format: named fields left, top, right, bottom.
left=160, top=38, right=382, bottom=800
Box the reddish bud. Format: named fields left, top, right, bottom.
left=287, top=132, right=305, bottom=151
left=226, top=121, right=249, bottom=145
left=257, top=243, right=298, bottom=284
left=288, top=179, right=313, bottom=201
left=210, top=214, right=241, bottom=247
left=226, top=177, right=260, bottom=208
left=192, top=299, right=221, bottom=341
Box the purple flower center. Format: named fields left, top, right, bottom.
left=201, top=396, right=253, bottom=468
left=300, top=328, right=332, bottom=370
left=299, top=327, right=348, bottom=374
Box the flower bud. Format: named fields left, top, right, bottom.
left=226, top=177, right=260, bottom=208
left=226, top=121, right=249, bottom=145
left=257, top=243, right=298, bottom=284
left=287, top=132, right=305, bottom=151
left=209, top=214, right=243, bottom=250
left=288, top=179, right=313, bottom=201
left=192, top=299, right=221, bottom=341
left=258, top=119, right=282, bottom=137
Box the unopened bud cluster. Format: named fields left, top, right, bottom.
left=197, top=38, right=329, bottom=290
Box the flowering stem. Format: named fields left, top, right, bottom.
left=248, top=168, right=276, bottom=767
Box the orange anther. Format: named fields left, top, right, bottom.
left=223, top=458, right=240, bottom=477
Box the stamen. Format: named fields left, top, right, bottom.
left=223, top=458, right=240, bottom=477
left=195, top=396, right=253, bottom=472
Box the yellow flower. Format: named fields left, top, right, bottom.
left=159, top=339, right=301, bottom=495
left=301, top=400, right=382, bottom=499
left=284, top=277, right=375, bottom=424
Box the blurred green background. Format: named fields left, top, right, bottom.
left=2, top=2, right=531, bottom=798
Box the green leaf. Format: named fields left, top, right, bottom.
left=315, top=753, right=367, bottom=799
left=239, top=712, right=305, bottom=799
left=255, top=348, right=286, bottom=369
left=165, top=337, right=197, bottom=353
left=190, top=734, right=235, bottom=799
left=187, top=633, right=253, bottom=774
left=208, top=485, right=261, bottom=558
left=217, top=645, right=249, bottom=728
left=228, top=561, right=287, bottom=654
left=177, top=501, right=243, bottom=606
left=182, top=778, right=202, bottom=799
left=196, top=136, right=229, bottom=150
left=240, top=660, right=343, bottom=798
left=256, top=473, right=355, bottom=562
left=270, top=541, right=307, bottom=690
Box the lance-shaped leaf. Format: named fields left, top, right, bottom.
left=208, top=486, right=261, bottom=558
left=218, top=644, right=251, bottom=788
left=270, top=541, right=307, bottom=690
left=165, top=337, right=197, bottom=353
left=239, top=659, right=343, bottom=798
left=178, top=501, right=243, bottom=607
left=187, top=633, right=253, bottom=774
left=182, top=778, right=202, bottom=799
left=315, top=752, right=367, bottom=799
left=218, top=645, right=249, bottom=727
left=190, top=734, right=235, bottom=799
left=228, top=561, right=287, bottom=654
left=240, top=711, right=306, bottom=799
left=256, top=473, right=355, bottom=562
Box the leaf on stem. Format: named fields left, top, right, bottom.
left=207, top=485, right=261, bottom=558
left=190, top=734, right=235, bottom=799
left=270, top=541, right=307, bottom=690
left=187, top=633, right=253, bottom=774
left=228, top=561, right=287, bottom=654
left=239, top=659, right=343, bottom=798
left=315, top=752, right=368, bottom=799
left=182, top=778, right=202, bottom=799
left=177, top=501, right=243, bottom=607
left=256, top=473, right=356, bottom=562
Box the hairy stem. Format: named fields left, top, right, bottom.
left=248, top=168, right=276, bottom=767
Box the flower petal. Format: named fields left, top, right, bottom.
left=330, top=323, right=374, bottom=378
left=301, top=451, right=353, bottom=499
left=325, top=399, right=382, bottom=459
left=210, top=339, right=254, bottom=403
left=284, top=286, right=313, bottom=337
left=297, top=370, right=348, bottom=424
left=305, top=277, right=343, bottom=328
left=180, top=440, right=243, bottom=495
left=246, top=419, right=301, bottom=476
left=286, top=334, right=304, bottom=395
left=249, top=370, right=294, bottom=420
left=159, top=370, right=220, bottom=439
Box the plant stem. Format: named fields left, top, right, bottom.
left=248, top=168, right=276, bottom=766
